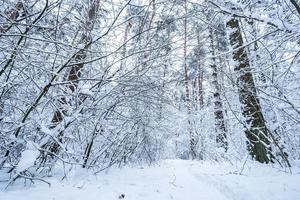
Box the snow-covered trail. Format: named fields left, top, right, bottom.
left=1, top=160, right=299, bottom=200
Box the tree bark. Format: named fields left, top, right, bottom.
left=45, top=0, right=101, bottom=158
left=209, top=28, right=228, bottom=151
left=183, top=0, right=196, bottom=159
left=196, top=30, right=204, bottom=108
left=227, top=18, right=273, bottom=163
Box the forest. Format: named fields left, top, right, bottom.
left=0, top=0, right=300, bottom=199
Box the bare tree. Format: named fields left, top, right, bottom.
left=44, top=0, right=101, bottom=161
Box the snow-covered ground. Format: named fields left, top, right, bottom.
left=1, top=159, right=300, bottom=200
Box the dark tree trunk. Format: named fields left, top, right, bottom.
left=227, top=18, right=273, bottom=163
left=209, top=28, right=228, bottom=151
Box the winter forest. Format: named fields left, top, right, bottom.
left=0, top=0, right=300, bottom=199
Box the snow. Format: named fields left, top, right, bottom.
left=79, top=83, right=94, bottom=96
left=15, top=142, right=40, bottom=173
left=1, top=159, right=300, bottom=200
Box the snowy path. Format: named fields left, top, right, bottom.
left=1, top=160, right=299, bottom=200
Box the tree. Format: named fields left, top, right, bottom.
left=227, top=17, right=273, bottom=163
left=209, top=26, right=228, bottom=151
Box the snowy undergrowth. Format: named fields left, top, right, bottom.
left=0, top=159, right=299, bottom=200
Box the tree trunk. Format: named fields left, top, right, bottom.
left=209, top=28, right=228, bottom=151
left=45, top=0, right=100, bottom=159
left=227, top=18, right=273, bottom=163
left=183, top=0, right=196, bottom=159
left=197, top=30, right=204, bottom=108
